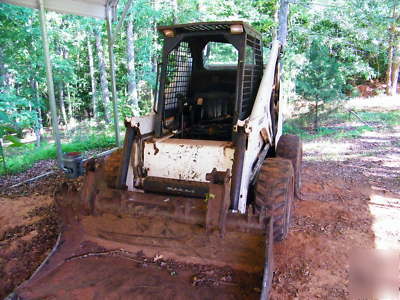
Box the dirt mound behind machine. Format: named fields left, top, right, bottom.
left=9, top=21, right=302, bottom=300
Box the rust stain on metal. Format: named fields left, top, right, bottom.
left=260, top=128, right=269, bottom=143
left=153, top=143, right=159, bottom=155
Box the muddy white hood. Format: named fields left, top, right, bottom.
left=143, top=138, right=235, bottom=182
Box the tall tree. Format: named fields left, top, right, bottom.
left=66, top=84, right=73, bottom=120
left=278, top=0, right=290, bottom=46
left=95, top=30, right=111, bottom=123
left=296, top=41, right=346, bottom=130
left=390, top=36, right=400, bottom=96
left=87, top=36, right=97, bottom=119
left=171, top=0, right=178, bottom=22
left=32, top=79, right=42, bottom=147
left=58, top=82, right=68, bottom=125
left=0, top=47, right=5, bottom=91
left=386, top=1, right=398, bottom=95
left=126, top=19, right=139, bottom=116
left=58, top=44, right=68, bottom=125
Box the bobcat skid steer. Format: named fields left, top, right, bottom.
left=9, top=21, right=302, bottom=300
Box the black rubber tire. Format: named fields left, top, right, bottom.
left=255, top=158, right=295, bottom=242
left=276, top=134, right=302, bottom=199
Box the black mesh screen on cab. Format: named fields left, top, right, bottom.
left=163, top=42, right=193, bottom=117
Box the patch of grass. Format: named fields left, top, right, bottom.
left=1, top=134, right=116, bottom=175
left=354, top=111, right=400, bottom=126
left=320, top=111, right=400, bottom=127
left=333, top=125, right=375, bottom=139
left=284, top=121, right=374, bottom=141
left=64, top=134, right=116, bottom=153
left=284, top=108, right=399, bottom=141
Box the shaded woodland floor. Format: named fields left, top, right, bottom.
left=0, top=98, right=399, bottom=299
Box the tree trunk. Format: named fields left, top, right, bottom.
left=95, top=30, right=111, bottom=123
left=0, top=47, right=13, bottom=90
left=171, top=0, right=178, bottom=22
left=391, top=65, right=399, bottom=95
left=278, top=0, right=290, bottom=46
left=0, top=47, right=5, bottom=92
left=197, top=0, right=205, bottom=14
left=150, top=0, right=158, bottom=104
left=386, top=36, right=394, bottom=95
left=33, top=80, right=42, bottom=147
left=386, top=3, right=397, bottom=95
left=314, top=100, right=319, bottom=131
left=66, top=84, right=72, bottom=121
left=57, top=46, right=69, bottom=126
left=127, top=20, right=140, bottom=116
left=87, top=37, right=97, bottom=119
left=58, top=82, right=68, bottom=125
left=391, top=44, right=400, bottom=96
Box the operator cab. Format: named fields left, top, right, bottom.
left=155, top=22, right=264, bottom=141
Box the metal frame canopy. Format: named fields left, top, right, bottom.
left=158, top=21, right=262, bottom=40
left=2, top=0, right=118, bottom=19
left=2, top=0, right=131, bottom=168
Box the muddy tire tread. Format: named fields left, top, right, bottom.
left=276, top=134, right=302, bottom=198
left=255, top=158, right=294, bottom=241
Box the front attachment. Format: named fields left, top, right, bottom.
left=11, top=155, right=274, bottom=300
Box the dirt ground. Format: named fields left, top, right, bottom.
left=0, top=98, right=399, bottom=299
left=272, top=97, right=400, bottom=299
left=0, top=183, right=59, bottom=297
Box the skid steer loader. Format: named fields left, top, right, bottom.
left=9, top=21, right=302, bottom=300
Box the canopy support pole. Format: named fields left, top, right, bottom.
left=106, top=5, right=121, bottom=146
left=38, top=0, right=63, bottom=168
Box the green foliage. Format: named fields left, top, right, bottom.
left=3, top=135, right=24, bottom=147
left=295, top=40, right=348, bottom=129
left=204, top=42, right=238, bottom=66
left=296, top=40, right=347, bottom=102
left=0, top=94, right=25, bottom=160
left=0, top=0, right=396, bottom=174
left=199, top=0, right=277, bottom=44
left=0, top=90, right=39, bottom=132
left=282, top=0, right=394, bottom=110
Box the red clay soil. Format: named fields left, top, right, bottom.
left=0, top=196, right=58, bottom=298
left=10, top=184, right=267, bottom=299
left=15, top=252, right=262, bottom=300
left=356, top=80, right=400, bottom=97
left=272, top=161, right=374, bottom=299
left=271, top=125, right=400, bottom=298
left=1, top=127, right=399, bottom=299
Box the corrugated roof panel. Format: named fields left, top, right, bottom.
left=2, top=0, right=118, bottom=19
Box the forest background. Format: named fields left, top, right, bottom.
left=0, top=0, right=398, bottom=174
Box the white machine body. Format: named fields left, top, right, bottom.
left=143, top=139, right=234, bottom=182
left=127, top=40, right=284, bottom=214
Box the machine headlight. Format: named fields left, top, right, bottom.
left=230, top=24, right=243, bottom=34
left=163, top=29, right=175, bottom=37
